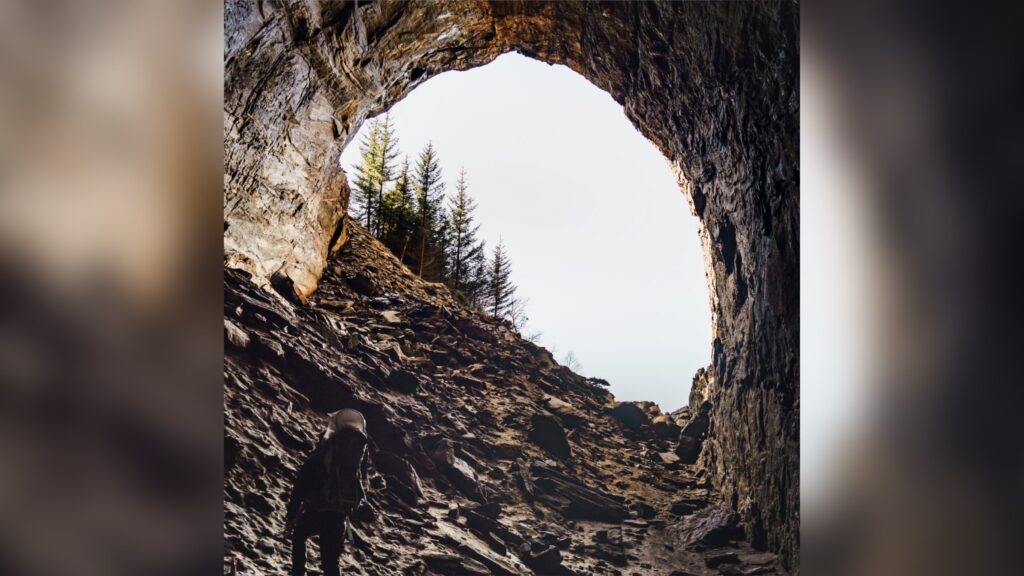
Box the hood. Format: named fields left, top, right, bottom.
left=324, top=408, right=367, bottom=440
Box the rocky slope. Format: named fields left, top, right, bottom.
left=224, top=224, right=785, bottom=575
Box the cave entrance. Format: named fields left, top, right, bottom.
left=224, top=0, right=798, bottom=567
left=338, top=53, right=711, bottom=411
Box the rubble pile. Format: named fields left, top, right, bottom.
left=225, top=224, right=785, bottom=575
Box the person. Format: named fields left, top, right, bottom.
left=284, top=409, right=371, bottom=576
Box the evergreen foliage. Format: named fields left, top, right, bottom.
left=348, top=118, right=526, bottom=331
left=410, top=142, right=448, bottom=281
left=485, top=239, right=518, bottom=320
left=351, top=114, right=400, bottom=234
left=446, top=168, right=486, bottom=301
left=379, top=156, right=415, bottom=262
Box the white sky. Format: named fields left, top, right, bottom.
left=340, top=53, right=711, bottom=411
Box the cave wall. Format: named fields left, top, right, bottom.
left=224, top=0, right=799, bottom=567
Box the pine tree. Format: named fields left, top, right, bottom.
left=462, top=239, right=490, bottom=309
left=446, top=168, right=485, bottom=299
left=380, top=156, right=415, bottom=261
left=350, top=120, right=380, bottom=227
left=411, top=142, right=447, bottom=281
left=434, top=207, right=451, bottom=283
left=486, top=239, right=518, bottom=320
left=351, top=114, right=399, bottom=235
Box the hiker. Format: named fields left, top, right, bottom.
left=284, top=409, right=371, bottom=576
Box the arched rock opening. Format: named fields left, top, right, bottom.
left=224, top=0, right=799, bottom=567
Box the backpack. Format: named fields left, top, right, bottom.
left=307, top=409, right=369, bottom=513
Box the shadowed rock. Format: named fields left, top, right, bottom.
left=608, top=401, right=651, bottom=432
left=682, top=506, right=745, bottom=546
left=676, top=401, right=712, bottom=464
left=528, top=413, right=572, bottom=460
left=528, top=461, right=628, bottom=522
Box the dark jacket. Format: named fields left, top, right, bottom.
left=287, top=430, right=369, bottom=520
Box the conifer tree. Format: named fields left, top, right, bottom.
left=380, top=156, right=415, bottom=262
left=486, top=239, right=518, bottom=320
left=446, top=168, right=485, bottom=298
left=411, top=142, right=447, bottom=280
left=464, top=240, right=490, bottom=308
left=350, top=120, right=380, bottom=227
left=351, top=114, right=399, bottom=234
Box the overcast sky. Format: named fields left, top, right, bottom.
left=340, top=53, right=711, bottom=411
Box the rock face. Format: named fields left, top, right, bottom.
left=224, top=223, right=790, bottom=575
left=677, top=402, right=712, bottom=464
left=224, top=0, right=798, bottom=567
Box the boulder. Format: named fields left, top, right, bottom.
left=638, top=401, right=661, bottom=416
left=657, top=451, right=681, bottom=465
left=541, top=395, right=575, bottom=418
left=386, top=369, right=419, bottom=393
left=380, top=310, right=402, bottom=324
left=527, top=413, right=572, bottom=460
left=224, top=319, right=250, bottom=348
left=433, top=440, right=479, bottom=499
left=608, top=402, right=650, bottom=431
left=681, top=506, right=744, bottom=546
left=676, top=401, right=712, bottom=464
left=669, top=405, right=691, bottom=427
left=651, top=415, right=682, bottom=440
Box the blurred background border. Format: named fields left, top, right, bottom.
left=0, top=0, right=1022, bottom=574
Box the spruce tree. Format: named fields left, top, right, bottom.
left=380, top=156, right=415, bottom=262
left=462, top=239, right=489, bottom=309
left=446, top=168, right=485, bottom=299
left=350, top=120, right=381, bottom=228
left=486, top=239, right=518, bottom=320
left=411, top=142, right=447, bottom=280
left=351, top=114, right=399, bottom=235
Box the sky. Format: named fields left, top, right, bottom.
left=340, top=53, right=711, bottom=411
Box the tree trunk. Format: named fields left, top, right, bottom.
left=418, top=235, right=426, bottom=277
left=376, top=180, right=385, bottom=236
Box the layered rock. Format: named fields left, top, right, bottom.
left=224, top=0, right=798, bottom=567
left=224, top=223, right=789, bottom=575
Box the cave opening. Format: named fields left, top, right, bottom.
left=337, top=52, right=712, bottom=411
left=224, top=0, right=798, bottom=569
